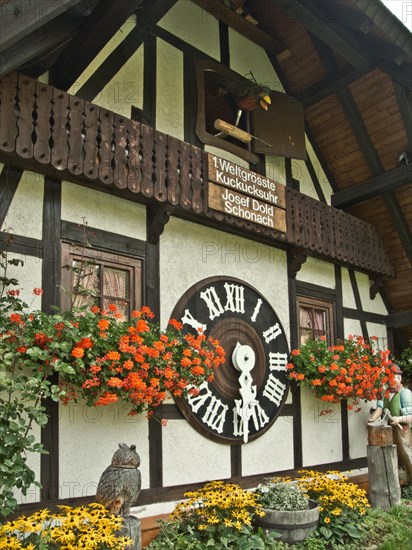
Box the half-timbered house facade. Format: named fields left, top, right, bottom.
left=0, top=0, right=411, bottom=525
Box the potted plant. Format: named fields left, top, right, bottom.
left=286, top=335, right=395, bottom=410
left=147, top=480, right=279, bottom=549
left=253, top=480, right=320, bottom=543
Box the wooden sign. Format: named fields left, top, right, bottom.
left=208, top=182, right=286, bottom=232
left=208, top=154, right=286, bottom=209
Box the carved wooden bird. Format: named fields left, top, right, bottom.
left=224, top=75, right=271, bottom=111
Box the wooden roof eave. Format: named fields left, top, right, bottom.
left=0, top=71, right=394, bottom=279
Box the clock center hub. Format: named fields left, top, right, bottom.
left=209, top=317, right=266, bottom=400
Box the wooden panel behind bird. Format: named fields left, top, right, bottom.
left=96, top=443, right=141, bottom=516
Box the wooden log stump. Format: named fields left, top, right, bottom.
left=119, top=516, right=141, bottom=550
left=367, top=425, right=393, bottom=446
left=367, top=445, right=401, bottom=510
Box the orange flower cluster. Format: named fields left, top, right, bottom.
left=287, top=335, right=395, bottom=409
left=63, top=306, right=226, bottom=416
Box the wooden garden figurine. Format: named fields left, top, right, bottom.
left=368, top=365, right=412, bottom=483
left=96, top=443, right=141, bottom=516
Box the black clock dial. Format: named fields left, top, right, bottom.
left=170, top=276, right=289, bottom=444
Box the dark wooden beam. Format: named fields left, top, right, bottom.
left=10, top=456, right=368, bottom=515
left=393, top=80, right=412, bottom=148
left=40, top=177, right=62, bottom=503
left=75, top=0, right=177, bottom=101
left=146, top=211, right=162, bottom=488
left=334, top=266, right=344, bottom=340
left=336, top=85, right=383, bottom=176
left=230, top=445, right=242, bottom=478
left=75, top=24, right=146, bottom=101
left=61, top=221, right=146, bottom=257
left=191, top=0, right=289, bottom=58
left=50, top=0, right=143, bottom=91
left=0, top=0, right=86, bottom=52
left=0, top=15, right=80, bottom=75
left=383, top=190, right=412, bottom=264
left=304, top=0, right=408, bottom=84
left=332, top=165, right=412, bottom=209
left=306, top=154, right=326, bottom=203
left=300, top=65, right=372, bottom=109
left=0, top=232, right=42, bottom=258
left=219, top=21, right=230, bottom=67
left=343, top=307, right=386, bottom=325
left=348, top=269, right=368, bottom=339
left=386, top=311, right=412, bottom=329
left=295, top=281, right=336, bottom=301
left=143, top=33, right=156, bottom=128
left=275, top=0, right=369, bottom=69
left=0, top=165, right=22, bottom=227
left=287, top=274, right=302, bottom=468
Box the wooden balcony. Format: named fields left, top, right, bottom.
left=0, top=71, right=393, bottom=277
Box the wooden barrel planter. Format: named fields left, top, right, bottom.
left=254, top=500, right=320, bottom=543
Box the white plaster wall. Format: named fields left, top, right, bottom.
left=156, top=39, right=184, bottom=139
left=306, top=137, right=333, bottom=204
left=68, top=17, right=137, bottom=99
left=1, top=171, right=44, bottom=239
left=160, top=217, right=290, bottom=338
left=205, top=146, right=249, bottom=169
left=160, top=217, right=292, bottom=480
left=92, top=47, right=144, bottom=117
left=301, top=388, right=343, bottom=465
left=292, top=158, right=318, bottom=200
left=6, top=254, right=43, bottom=309
left=59, top=400, right=149, bottom=498
left=61, top=181, right=146, bottom=240
left=162, top=420, right=231, bottom=485
left=158, top=0, right=220, bottom=60
left=14, top=424, right=41, bottom=504
left=367, top=322, right=389, bottom=351
left=266, top=156, right=286, bottom=186
left=341, top=268, right=357, bottom=309
left=242, top=416, right=294, bottom=476
left=229, top=29, right=284, bottom=94
left=356, top=271, right=388, bottom=315
left=348, top=400, right=370, bottom=460
left=344, top=318, right=362, bottom=338
left=296, top=257, right=335, bottom=289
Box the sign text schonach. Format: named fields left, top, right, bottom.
left=208, top=182, right=286, bottom=232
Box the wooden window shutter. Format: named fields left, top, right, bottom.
left=252, top=91, right=307, bottom=160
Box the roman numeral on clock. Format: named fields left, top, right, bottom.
left=186, top=382, right=228, bottom=434
left=268, top=352, right=288, bottom=371
left=251, top=402, right=269, bottom=430
left=200, top=286, right=225, bottom=320
left=250, top=298, right=262, bottom=322
left=262, top=323, right=282, bottom=343
left=263, top=374, right=286, bottom=406
left=223, top=282, right=245, bottom=313
left=181, top=308, right=207, bottom=333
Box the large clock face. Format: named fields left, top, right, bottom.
left=170, top=277, right=289, bottom=444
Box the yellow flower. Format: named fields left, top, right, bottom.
left=206, top=515, right=219, bottom=524
left=324, top=517, right=331, bottom=523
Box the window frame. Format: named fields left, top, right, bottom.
left=296, top=295, right=335, bottom=345
left=61, top=242, right=143, bottom=318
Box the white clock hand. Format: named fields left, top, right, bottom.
left=232, top=342, right=257, bottom=443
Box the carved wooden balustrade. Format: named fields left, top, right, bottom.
left=0, top=71, right=393, bottom=277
